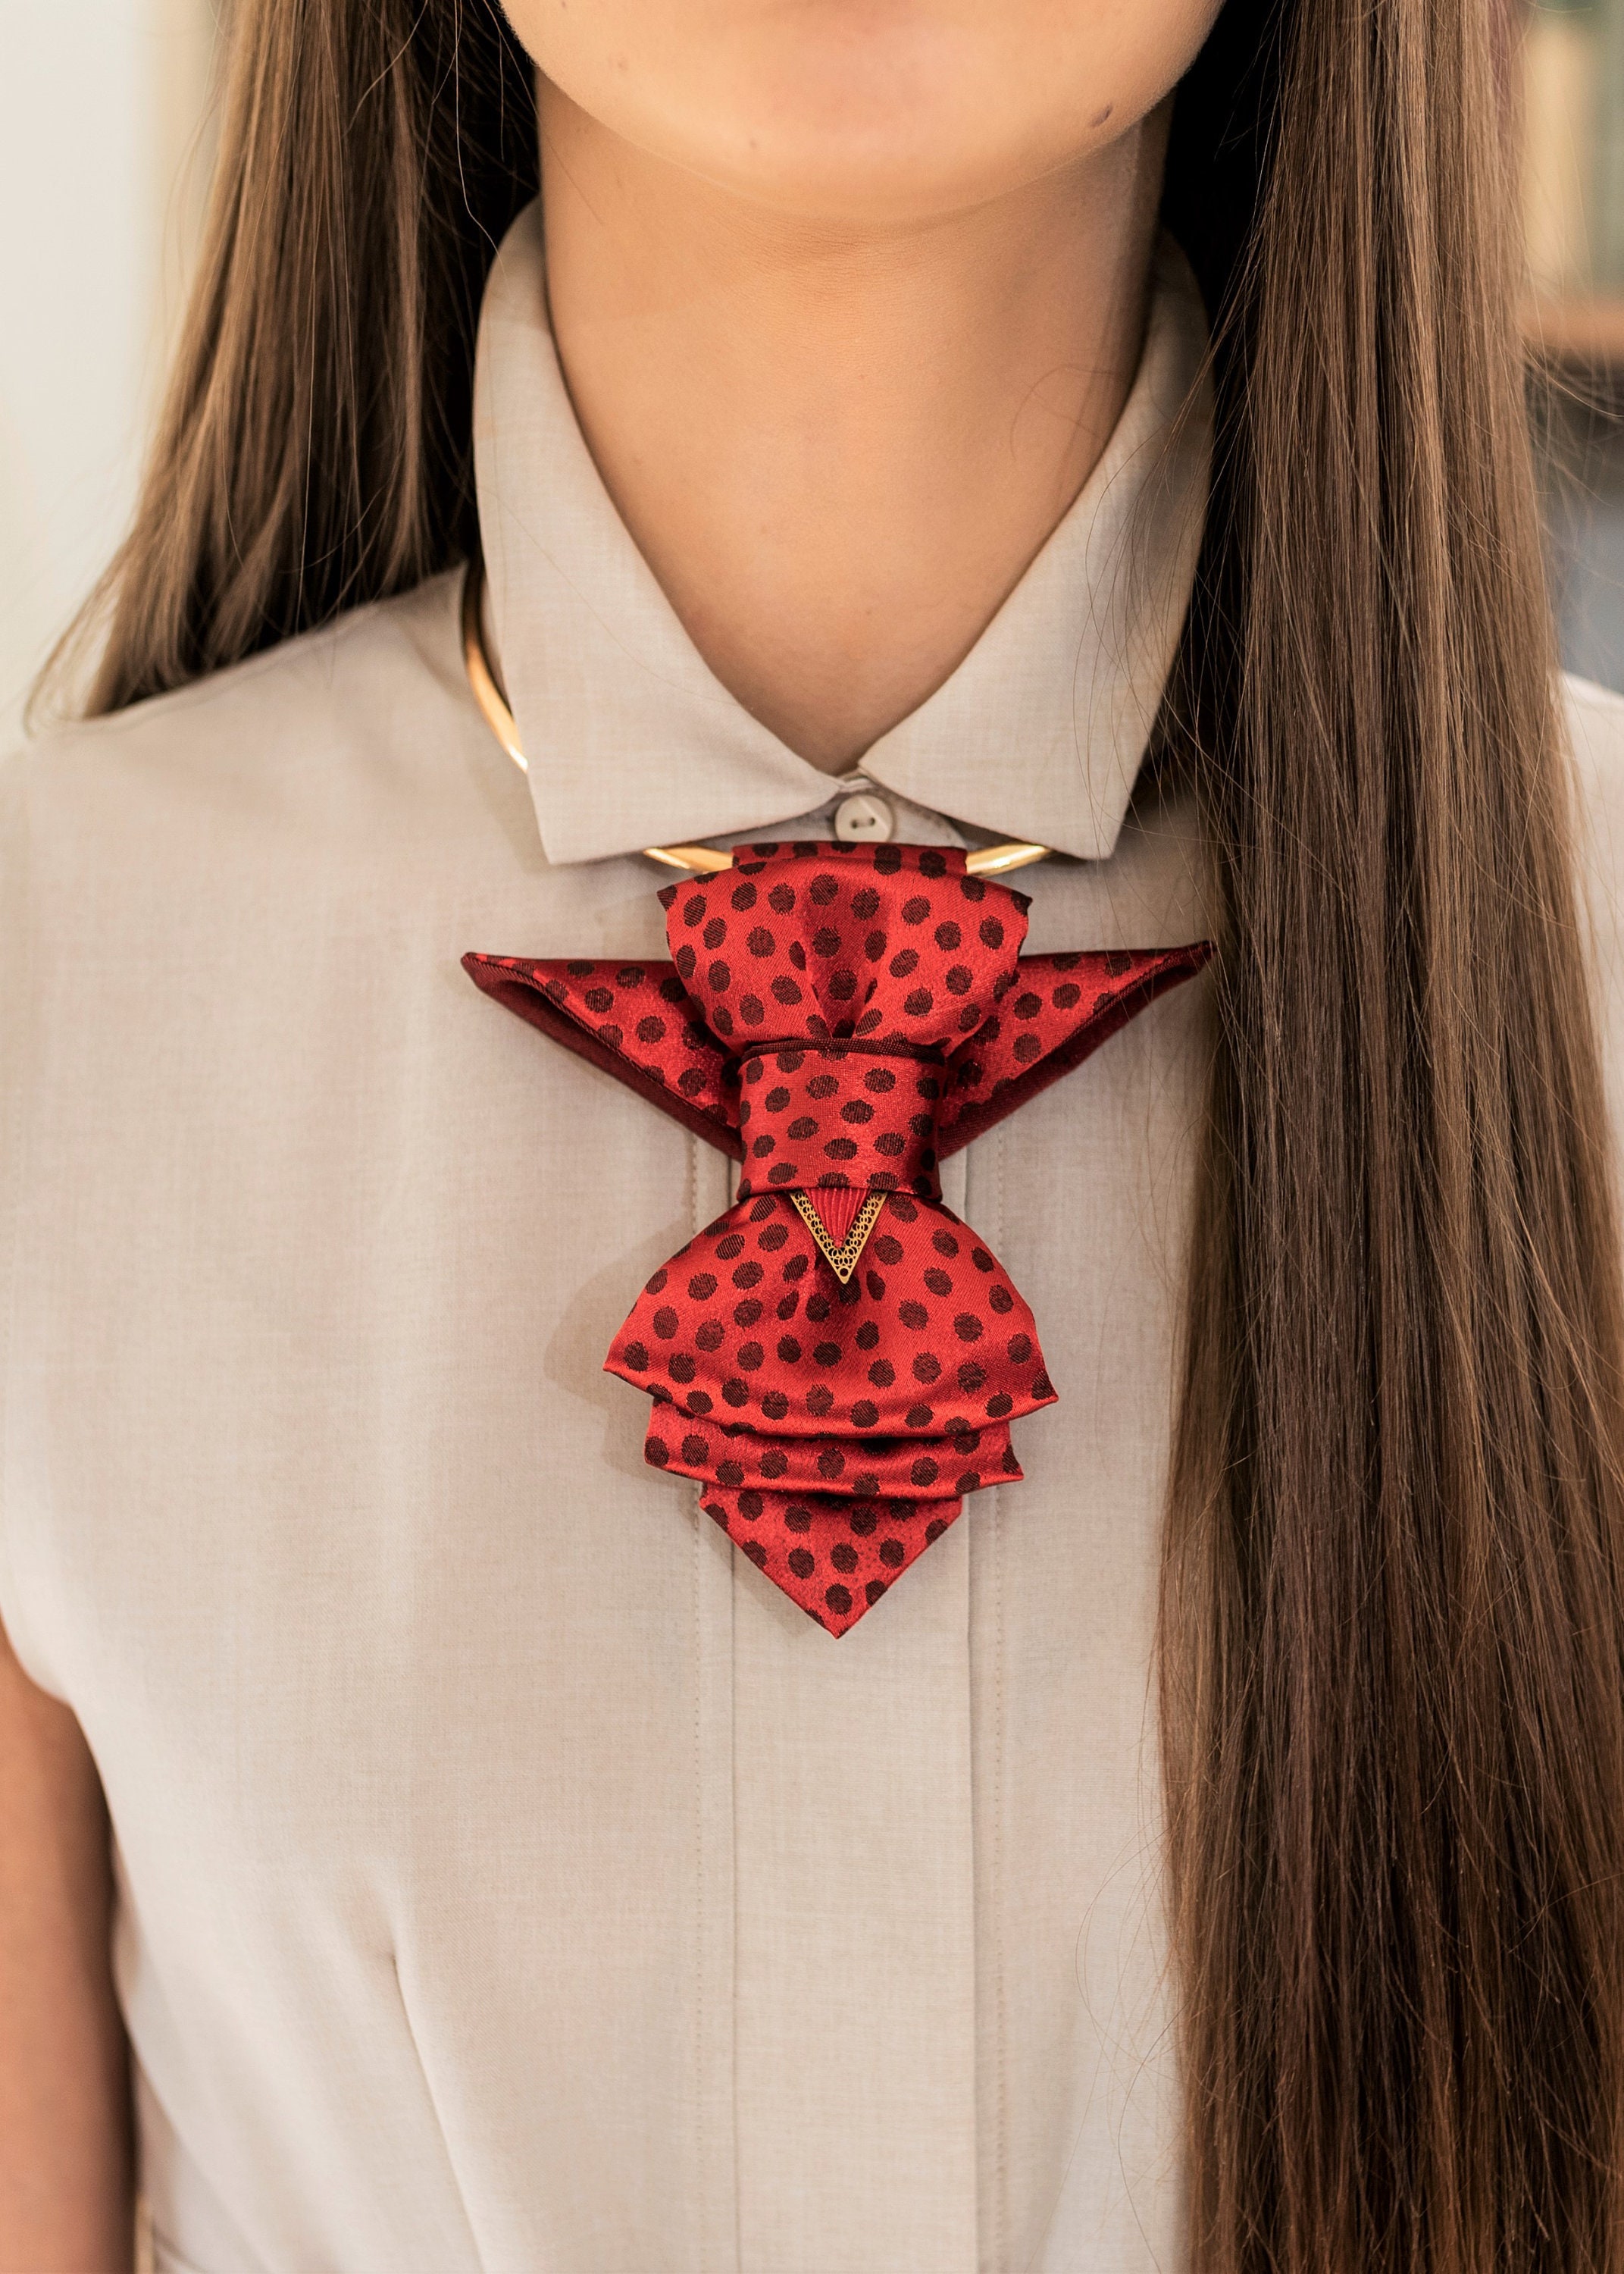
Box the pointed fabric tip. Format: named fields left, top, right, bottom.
left=465, top=843, right=1213, bottom=1633
left=697, top=1486, right=963, bottom=1634
left=609, top=1188, right=1045, bottom=1635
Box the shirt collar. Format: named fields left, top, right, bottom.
left=474, top=202, right=1212, bottom=868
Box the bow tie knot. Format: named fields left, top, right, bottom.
left=660, top=840, right=1031, bottom=1059
left=735, top=1041, right=944, bottom=1200
left=464, top=841, right=1211, bottom=1633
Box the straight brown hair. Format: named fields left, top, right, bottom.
left=52, top=0, right=1624, bottom=2264
left=55, top=0, right=537, bottom=708
left=1162, top=0, right=1624, bottom=2263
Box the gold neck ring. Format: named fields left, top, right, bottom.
left=461, top=556, right=1050, bottom=881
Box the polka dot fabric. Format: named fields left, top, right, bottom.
left=460, top=955, right=740, bottom=1151
left=662, top=842, right=1028, bottom=1052
left=465, top=844, right=1211, bottom=1633
left=734, top=1040, right=942, bottom=1202
left=605, top=1189, right=1047, bottom=1633
left=934, top=947, right=1213, bottom=1148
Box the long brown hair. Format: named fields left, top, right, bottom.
left=1165, top=1, right=1624, bottom=2264
left=54, top=0, right=1624, bottom=2264
left=55, top=0, right=537, bottom=709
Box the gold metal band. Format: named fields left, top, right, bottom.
left=461, top=557, right=1049, bottom=880
left=462, top=559, right=527, bottom=772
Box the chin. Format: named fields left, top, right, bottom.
left=701, top=12, right=992, bottom=200
left=634, top=97, right=1121, bottom=229
left=539, top=6, right=1127, bottom=227
left=682, top=119, right=1084, bottom=230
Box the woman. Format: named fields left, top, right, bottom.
left=5, top=0, right=1624, bottom=2266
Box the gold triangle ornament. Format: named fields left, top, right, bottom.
left=790, top=1190, right=887, bottom=1284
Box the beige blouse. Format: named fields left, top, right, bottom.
left=5, top=202, right=1624, bottom=2274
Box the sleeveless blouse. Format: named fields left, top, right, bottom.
left=5, top=202, right=1624, bottom=2274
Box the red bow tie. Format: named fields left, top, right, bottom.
left=466, top=842, right=1209, bottom=1634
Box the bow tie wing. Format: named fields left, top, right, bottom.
left=462, top=952, right=740, bottom=1151
left=937, top=945, right=1213, bottom=1154
left=463, top=849, right=1213, bottom=1637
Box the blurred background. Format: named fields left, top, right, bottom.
left=0, top=0, right=221, bottom=747
left=0, top=0, right=1620, bottom=750
left=1526, top=0, right=1624, bottom=691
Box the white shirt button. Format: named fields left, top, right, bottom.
left=833, top=790, right=894, bottom=844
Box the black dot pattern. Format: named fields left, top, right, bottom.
left=465, top=844, right=1214, bottom=1634
left=609, top=1187, right=1050, bottom=1634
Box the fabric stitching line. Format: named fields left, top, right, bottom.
left=388, top=1956, right=488, bottom=2269
left=0, top=789, right=49, bottom=1689
left=690, top=1125, right=708, bottom=2274
left=728, top=1148, right=744, bottom=2274
left=695, top=1481, right=707, bottom=2274
left=994, top=1120, right=1009, bottom=2274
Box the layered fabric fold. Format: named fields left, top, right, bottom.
left=466, top=841, right=1209, bottom=1633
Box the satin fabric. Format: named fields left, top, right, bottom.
left=465, top=841, right=1208, bottom=1627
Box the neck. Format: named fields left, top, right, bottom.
left=537, top=85, right=1169, bottom=774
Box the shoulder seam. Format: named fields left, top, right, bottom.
left=20, top=572, right=462, bottom=756
left=1563, top=672, right=1624, bottom=716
